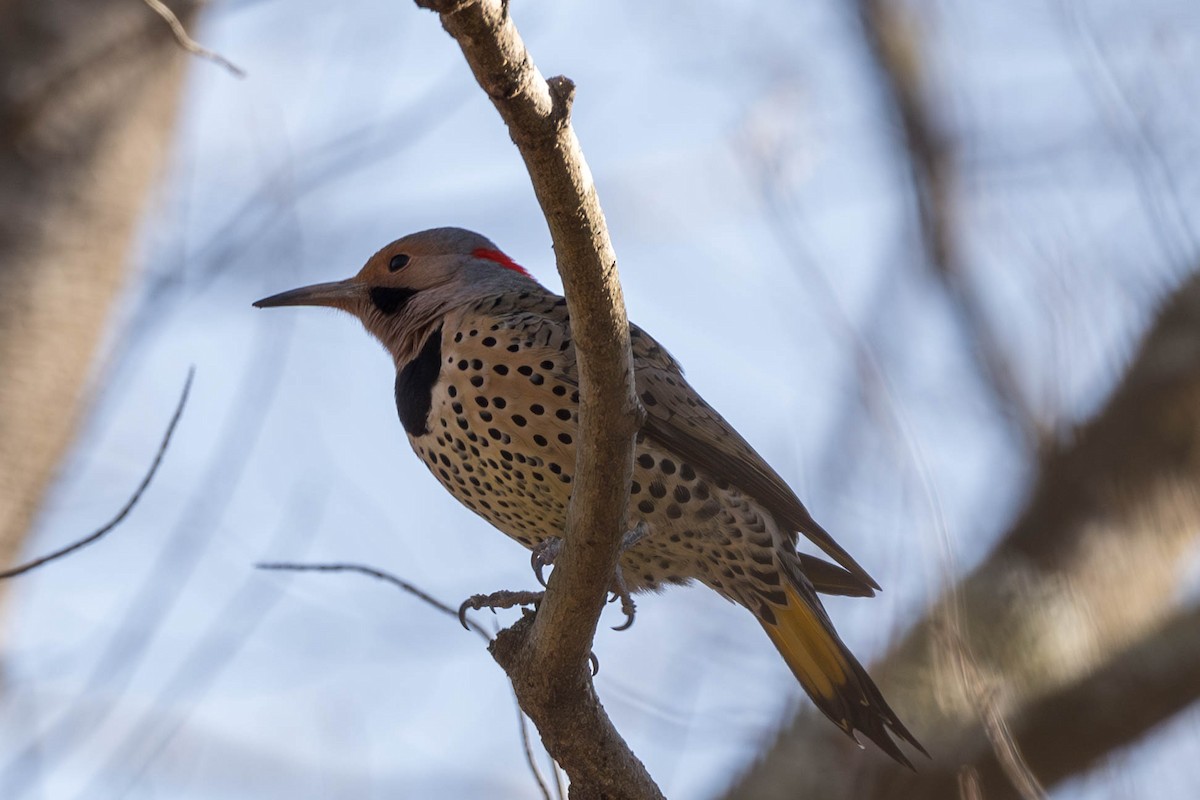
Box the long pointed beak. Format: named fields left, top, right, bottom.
left=253, top=278, right=361, bottom=310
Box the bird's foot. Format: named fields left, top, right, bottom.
left=522, top=522, right=651, bottom=632
left=458, top=589, right=544, bottom=629
left=608, top=521, right=650, bottom=632
left=530, top=536, right=562, bottom=587
left=457, top=586, right=601, bottom=675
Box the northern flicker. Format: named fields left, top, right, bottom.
left=254, top=227, right=925, bottom=766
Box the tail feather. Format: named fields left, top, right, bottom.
left=760, top=582, right=927, bottom=768
left=798, top=553, right=876, bottom=598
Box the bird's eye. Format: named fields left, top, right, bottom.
left=389, top=253, right=411, bottom=272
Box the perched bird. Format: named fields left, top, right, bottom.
left=255, top=227, right=925, bottom=766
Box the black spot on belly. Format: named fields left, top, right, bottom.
left=395, top=326, right=443, bottom=436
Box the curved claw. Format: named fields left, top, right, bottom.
left=532, top=550, right=548, bottom=588
left=529, top=537, right=561, bottom=588
left=611, top=602, right=636, bottom=632
left=589, top=651, right=600, bottom=676
left=457, top=598, right=475, bottom=630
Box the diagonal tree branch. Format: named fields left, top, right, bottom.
left=411, top=2, right=656, bottom=797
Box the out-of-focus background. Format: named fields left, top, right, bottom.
left=1, top=0, right=1198, bottom=797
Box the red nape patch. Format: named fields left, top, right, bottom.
left=472, top=247, right=532, bottom=279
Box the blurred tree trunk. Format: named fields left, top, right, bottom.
left=726, top=269, right=1200, bottom=798
left=0, top=1, right=197, bottom=576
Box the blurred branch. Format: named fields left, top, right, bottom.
left=728, top=268, right=1200, bottom=798
left=1059, top=0, right=1199, bottom=271
left=798, top=604, right=1200, bottom=799
left=963, top=604, right=1200, bottom=799
left=413, top=1, right=654, bottom=798
left=0, top=368, right=193, bottom=579
left=855, top=0, right=1045, bottom=450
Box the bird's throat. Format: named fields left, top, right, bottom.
left=394, top=325, right=443, bottom=437
left=369, top=286, right=418, bottom=315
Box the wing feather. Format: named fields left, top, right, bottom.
left=477, top=298, right=880, bottom=594
left=631, top=326, right=880, bottom=591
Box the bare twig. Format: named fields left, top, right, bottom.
left=798, top=604, right=1200, bottom=800
left=0, top=367, right=193, bottom=580
left=941, top=626, right=1046, bottom=800
left=255, top=561, right=491, bottom=641
left=957, top=767, right=982, bottom=800
left=257, top=560, right=557, bottom=800
left=141, top=0, right=245, bottom=78
left=411, top=1, right=655, bottom=797
left=512, top=694, right=555, bottom=800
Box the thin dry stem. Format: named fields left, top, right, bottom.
left=142, top=0, right=245, bottom=77
left=257, top=561, right=558, bottom=800
left=0, top=368, right=193, bottom=580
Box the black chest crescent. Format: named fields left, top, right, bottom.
left=394, top=326, right=443, bottom=436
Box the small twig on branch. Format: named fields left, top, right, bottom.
left=142, top=0, right=246, bottom=78
left=940, top=626, right=1046, bottom=800
left=512, top=692, right=555, bottom=800
left=0, top=367, right=194, bottom=580
left=255, top=561, right=491, bottom=641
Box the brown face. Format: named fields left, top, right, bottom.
left=253, top=227, right=531, bottom=322
left=253, top=234, right=464, bottom=316
left=252, top=240, right=423, bottom=313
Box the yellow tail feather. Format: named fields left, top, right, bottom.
left=759, top=582, right=927, bottom=767
left=761, top=584, right=851, bottom=723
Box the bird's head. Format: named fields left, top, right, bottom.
left=254, top=227, right=539, bottom=361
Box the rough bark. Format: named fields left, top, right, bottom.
left=727, top=270, right=1200, bottom=799
left=0, top=0, right=198, bottom=572
left=413, top=1, right=658, bottom=797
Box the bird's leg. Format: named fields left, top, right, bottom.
left=458, top=589, right=544, bottom=629
left=609, top=521, right=650, bottom=632
left=493, top=522, right=650, bottom=633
